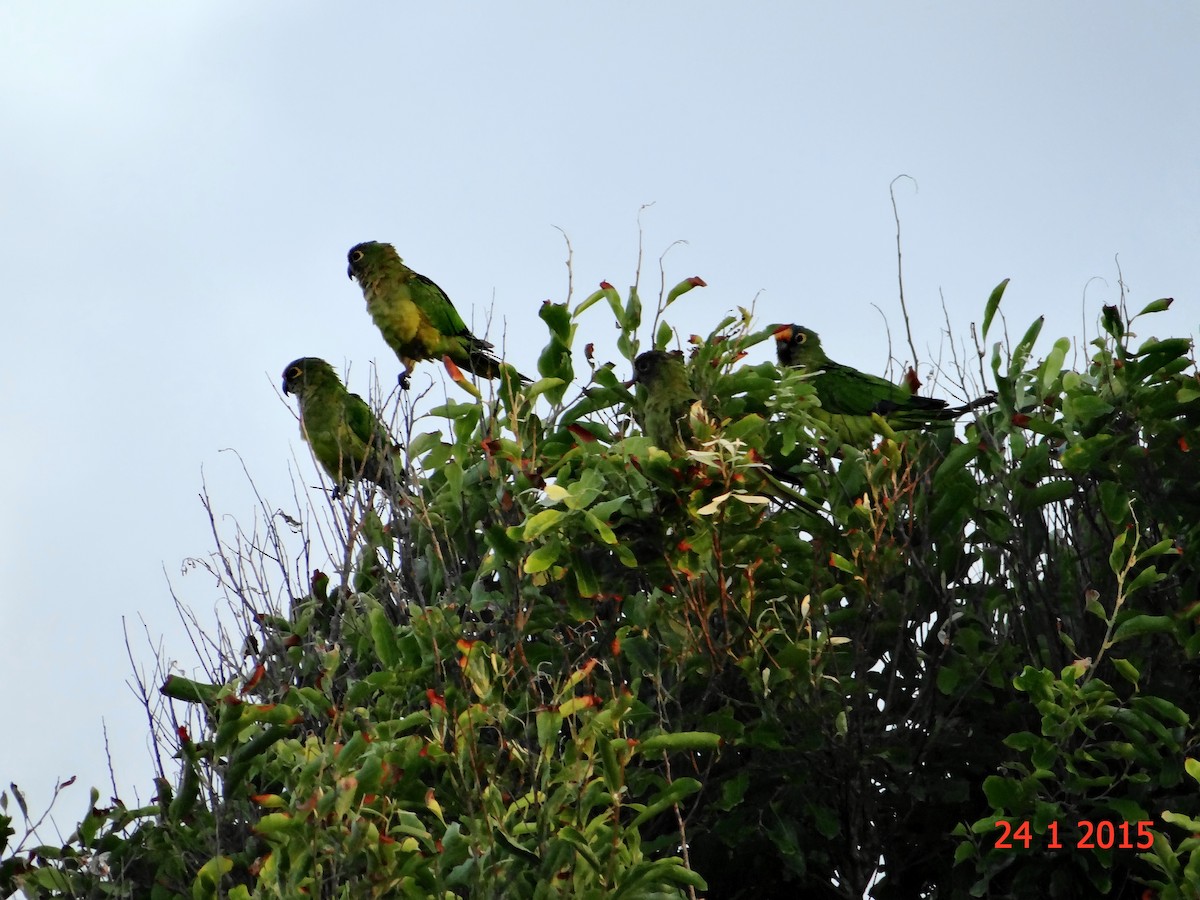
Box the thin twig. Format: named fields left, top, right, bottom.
left=889, top=174, right=921, bottom=370
left=554, top=225, right=575, bottom=307
left=663, top=751, right=698, bottom=900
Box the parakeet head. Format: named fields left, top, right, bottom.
left=282, top=357, right=339, bottom=397
left=347, top=241, right=396, bottom=282
left=631, top=349, right=687, bottom=389
left=773, top=324, right=825, bottom=369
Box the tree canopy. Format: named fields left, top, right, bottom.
left=3, top=274, right=1199, bottom=899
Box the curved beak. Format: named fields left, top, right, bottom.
left=282, top=378, right=291, bottom=395
left=772, top=324, right=795, bottom=343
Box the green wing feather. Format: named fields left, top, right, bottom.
left=343, top=390, right=390, bottom=448
left=815, top=362, right=947, bottom=418
left=410, top=273, right=471, bottom=339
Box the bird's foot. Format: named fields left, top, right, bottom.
left=398, top=371, right=412, bottom=391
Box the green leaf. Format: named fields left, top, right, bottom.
left=418, top=439, right=452, bottom=472
left=1003, top=732, right=1041, bottom=752
left=583, top=511, right=617, bottom=545
left=936, top=664, right=960, bottom=695
left=1140, top=537, right=1179, bottom=559
left=1111, top=657, right=1140, bottom=685
left=928, top=479, right=977, bottom=535
left=253, top=812, right=302, bottom=839
left=1136, top=297, right=1174, bottom=317
left=536, top=710, right=561, bottom=751
left=426, top=400, right=481, bottom=420
left=981, top=278, right=1009, bottom=341
left=538, top=298, right=572, bottom=338
left=575, top=283, right=619, bottom=318
left=591, top=496, right=630, bottom=520
left=629, top=777, right=703, bottom=827
left=1039, top=337, right=1070, bottom=397
left=1125, top=564, right=1165, bottom=596
left=25, top=868, right=72, bottom=891
left=1060, top=433, right=1118, bottom=473
left=1023, top=480, right=1074, bottom=508
left=1109, top=529, right=1129, bottom=575
left=522, top=508, right=567, bottom=541
left=1015, top=415, right=1064, bottom=438
left=614, top=542, right=638, bottom=567
left=553, top=826, right=603, bottom=873
left=1134, top=336, right=1193, bottom=361
left=1011, top=315, right=1045, bottom=377
left=525, top=541, right=561, bottom=573
left=637, top=732, right=722, bottom=754
left=981, top=776, right=1021, bottom=811
left=369, top=607, right=399, bottom=668
left=613, top=859, right=707, bottom=896
left=407, top=430, right=443, bottom=458
left=969, top=815, right=1002, bottom=836
left=1111, top=615, right=1174, bottom=644
left=829, top=553, right=857, bottom=575
left=1063, top=393, right=1114, bottom=425
left=933, top=441, right=977, bottom=490
left=494, top=828, right=540, bottom=863
left=1162, top=810, right=1200, bottom=832
left=574, top=555, right=600, bottom=598
left=193, top=855, right=233, bottom=899
left=1132, top=696, right=1189, bottom=726
left=655, top=318, right=674, bottom=350
left=524, top=377, right=567, bottom=402
left=716, top=771, right=750, bottom=811
left=624, top=285, right=643, bottom=332
left=1013, top=666, right=1054, bottom=698
left=666, top=275, right=707, bottom=307
left=1185, top=757, right=1200, bottom=785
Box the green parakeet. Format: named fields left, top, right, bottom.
left=630, top=350, right=697, bottom=455
left=347, top=241, right=528, bottom=389
left=282, top=357, right=399, bottom=496
left=773, top=324, right=987, bottom=438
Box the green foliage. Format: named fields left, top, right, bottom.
left=3, top=270, right=1198, bottom=899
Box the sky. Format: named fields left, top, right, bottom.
left=1, top=2, right=1197, bottom=836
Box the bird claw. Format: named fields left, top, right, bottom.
left=398, top=372, right=412, bottom=391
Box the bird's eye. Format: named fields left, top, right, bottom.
left=350, top=249, right=364, bottom=263
left=287, top=367, right=301, bottom=379
left=798, top=332, right=807, bottom=344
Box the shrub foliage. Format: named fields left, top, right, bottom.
left=3, top=274, right=1199, bottom=899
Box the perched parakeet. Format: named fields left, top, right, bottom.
left=282, top=357, right=399, bottom=496
left=347, top=241, right=528, bottom=389
left=630, top=350, right=697, bottom=455
left=774, top=325, right=985, bottom=438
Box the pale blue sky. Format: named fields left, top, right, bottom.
left=2, top=3, right=1196, bottom=822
